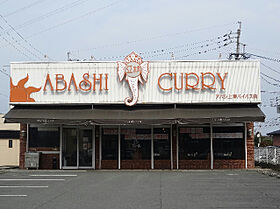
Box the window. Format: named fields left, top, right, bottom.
left=121, top=128, right=151, bottom=160
left=102, top=127, right=118, bottom=160
left=179, top=127, right=210, bottom=160
left=154, top=128, right=170, bottom=160
left=29, top=126, right=60, bottom=148
left=213, top=126, right=244, bottom=160
left=8, top=140, right=13, bottom=148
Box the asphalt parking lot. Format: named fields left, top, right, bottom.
left=0, top=169, right=279, bottom=209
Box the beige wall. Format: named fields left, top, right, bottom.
left=0, top=139, right=20, bottom=166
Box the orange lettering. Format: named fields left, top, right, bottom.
left=216, top=72, right=228, bottom=90
left=68, top=73, right=78, bottom=91
left=93, top=73, right=102, bottom=91
left=55, top=74, right=67, bottom=91
left=158, top=73, right=172, bottom=91
left=201, top=72, right=216, bottom=90
left=43, top=73, right=54, bottom=91
left=79, top=73, right=92, bottom=91
left=174, top=73, right=183, bottom=91
left=185, top=73, right=199, bottom=90
left=104, top=73, right=109, bottom=91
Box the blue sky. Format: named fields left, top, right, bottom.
left=0, top=0, right=280, bottom=135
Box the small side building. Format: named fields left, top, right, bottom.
left=267, top=130, right=280, bottom=147
left=0, top=114, right=20, bottom=167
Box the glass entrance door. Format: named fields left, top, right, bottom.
left=62, top=127, right=94, bottom=169
left=62, top=128, right=78, bottom=167
left=79, top=129, right=93, bottom=167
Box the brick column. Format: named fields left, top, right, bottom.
left=246, top=122, right=255, bottom=168
left=19, top=123, right=27, bottom=169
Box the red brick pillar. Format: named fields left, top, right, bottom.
left=19, top=124, right=27, bottom=169
left=172, top=124, right=177, bottom=169
left=246, top=122, right=255, bottom=169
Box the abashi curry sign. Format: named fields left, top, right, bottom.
left=10, top=52, right=261, bottom=105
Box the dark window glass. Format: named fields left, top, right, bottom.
left=154, top=128, right=170, bottom=160
left=8, top=140, right=13, bottom=148
left=179, top=127, right=210, bottom=160
left=121, top=128, right=151, bottom=160
left=213, top=126, right=244, bottom=160
left=29, top=127, right=60, bottom=148
left=102, top=128, right=118, bottom=160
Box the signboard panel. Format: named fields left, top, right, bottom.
left=10, top=55, right=261, bottom=105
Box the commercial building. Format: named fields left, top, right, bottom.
left=4, top=52, right=265, bottom=169
left=0, top=114, right=20, bottom=167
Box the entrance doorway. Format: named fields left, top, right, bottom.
left=62, top=127, right=94, bottom=169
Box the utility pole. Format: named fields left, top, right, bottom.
left=67, top=52, right=71, bottom=61
left=235, top=21, right=242, bottom=60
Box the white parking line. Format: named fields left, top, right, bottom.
left=0, top=195, right=27, bottom=197
left=0, top=179, right=65, bottom=181
left=0, top=186, right=48, bottom=188
left=29, top=174, right=77, bottom=177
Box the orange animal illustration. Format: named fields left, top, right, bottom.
left=10, top=74, right=41, bottom=102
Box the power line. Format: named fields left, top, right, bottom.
left=248, top=53, right=280, bottom=63
left=0, top=32, right=33, bottom=59
left=0, top=68, right=9, bottom=77
left=70, top=22, right=237, bottom=53
left=0, top=92, right=8, bottom=98
left=260, top=75, right=280, bottom=88
left=139, top=33, right=233, bottom=56
left=261, top=62, right=280, bottom=75
left=4, top=0, right=47, bottom=17
left=0, top=14, right=51, bottom=60
left=26, top=0, right=123, bottom=39
left=8, top=0, right=90, bottom=31
left=260, top=72, right=280, bottom=83
left=0, top=24, right=42, bottom=60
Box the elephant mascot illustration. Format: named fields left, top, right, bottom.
left=117, top=52, right=149, bottom=106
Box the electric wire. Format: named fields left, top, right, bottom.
left=25, top=0, right=123, bottom=39
left=0, top=15, right=50, bottom=60
left=248, top=53, right=280, bottom=63
left=261, top=62, right=280, bottom=75
left=0, top=31, right=33, bottom=59
left=4, top=0, right=47, bottom=17
left=71, top=22, right=237, bottom=53
left=10, top=0, right=91, bottom=31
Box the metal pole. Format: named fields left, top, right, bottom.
left=236, top=21, right=241, bottom=60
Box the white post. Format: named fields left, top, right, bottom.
left=266, top=147, right=268, bottom=164
left=274, top=147, right=277, bottom=165
left=244, top=123, right=248, bottom=169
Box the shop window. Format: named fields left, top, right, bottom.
left=213, top=126, right=244, bottom=160
left=102, top=127, right=118, bottom=160
left=8, top=140, right=13, bottom=148
left=153, top=128, right=170, bottom=160
left=121, top=128, right=151, bottom=160
left=179, top=127, right=210, bottom=160
left=29, top=126, right=60, bottom=148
